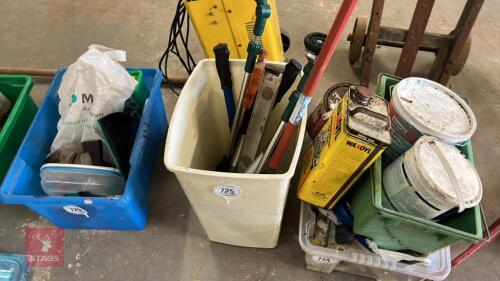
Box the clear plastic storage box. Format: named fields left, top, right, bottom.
left=40, top=164, right=126, bottom=196
left=299, top=202, right=451, bottom=281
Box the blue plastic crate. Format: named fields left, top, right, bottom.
left=0, top=68, right=168, bottom=230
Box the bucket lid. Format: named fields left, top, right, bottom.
left=392, top=78, right=477, bottom=143
left=413, top=136, right=482, bottom=208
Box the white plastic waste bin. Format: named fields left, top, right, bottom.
left=165, top=59, right=307, bottom=248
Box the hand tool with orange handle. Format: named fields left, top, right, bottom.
left=228, top=0, right=271, bottom=157
left=228, top=50, right=268, bottom=172
left=242, top=50, right=269, bottom=111
left=237, top=65, right=282, bottom=172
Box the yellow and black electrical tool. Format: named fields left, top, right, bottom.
left=183, top=0, right=285, bottom=62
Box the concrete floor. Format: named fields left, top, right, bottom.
left=1, top=0, right=499, bottom=280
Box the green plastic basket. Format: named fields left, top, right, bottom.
left=0, top=75, right=37, bottom=182
left=350, top=73, right=483, bottom=255
left=128, top=70, right=149, bottom=110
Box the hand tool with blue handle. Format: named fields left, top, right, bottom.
left=213, top=43, right=235, bottom=128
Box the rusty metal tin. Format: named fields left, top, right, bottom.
left=307, top=83, right=352, bottom=140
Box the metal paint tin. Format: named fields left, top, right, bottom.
left=298, top=86, right=391, bottom=209
left=306, top=83, right=350, bottom=140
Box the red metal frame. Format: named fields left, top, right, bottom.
left=302, top=0, right=358, bottom=98
left=452, top=218, right=500, bottom=268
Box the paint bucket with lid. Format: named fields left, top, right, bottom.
left=383, top=136, right=482, bottom=220
left=384, top=77, right=477, bottom=164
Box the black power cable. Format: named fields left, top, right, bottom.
left=159, top=0, right=196, bottom=95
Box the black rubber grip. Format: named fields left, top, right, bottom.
left=213, top=43, right=232, bottom=89
left=274, top=59, right=302, bottom=106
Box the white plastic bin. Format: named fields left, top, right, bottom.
left=165, top=59, right=307, bottom=248
left=299, top=202, right=451, bottom=280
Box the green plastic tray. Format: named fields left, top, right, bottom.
left=350, top=73, right=483, bottom=255
left=128, top=70, right=149, bottom=110
left=0, top=75, right=37, bottom=182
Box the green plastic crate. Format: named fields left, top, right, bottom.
left=128, top=70, right=149, bottom=110
left=0, top=75, right=37, bottom=182
left=350, top=73, right=483, bottom=255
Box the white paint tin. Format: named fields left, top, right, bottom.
left=383, top=136, right=482, bottom=220
left=384, top=77, right=477, bottom=163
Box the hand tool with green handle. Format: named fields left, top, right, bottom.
left=255, top=49, right=316, bottom=174
left=273, top=59, right=302, bottom=107
left=228, top=0, right=271, bottom=157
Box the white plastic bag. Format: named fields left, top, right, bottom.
left=51, top=44, right=138, bottom=152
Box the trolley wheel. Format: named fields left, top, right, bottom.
left=349, top=17, right=367, bottom=64
left=281, top=30, right=291, bottom=53
left=448, top=37, right=471, bottom=76
left=304, top=32, right=327, bottom=56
